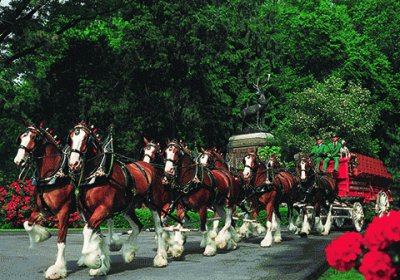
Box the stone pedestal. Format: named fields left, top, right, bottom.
left=227, top=132, right=274, bottom=170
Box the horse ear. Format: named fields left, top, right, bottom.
left=201, top=147, right=205, bottom=152
left=144, top=137, right=149, bottom=145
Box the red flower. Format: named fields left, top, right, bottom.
left=364, top=210, right=400, bottom=251
left=359, top=250, right=397, bottom=280
left=325, top=232, right=364, bottom=271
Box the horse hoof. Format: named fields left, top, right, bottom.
left=153, top=254, right=168, bottom=267
left=274, top=237, right=282, bottom=243
left=171, top=244, right=184, bottom=258
left=203, top=246, right=216, bottom=256
left=45, top=265, right=67, bottom=279
left=89, top=268, right=107, bottom=276
left=123, top=251, right=135, bottom=263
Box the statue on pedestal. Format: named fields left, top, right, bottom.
left=240, top=74, right=272, bottom=133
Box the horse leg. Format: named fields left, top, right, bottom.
left=107, top=219, right=123, bottom=252
left=209, top=211, right=219, bottom=240
left=300, top=206, right=314, bottom=237
left=272, top=210, right=282, bottom=243
left=215, top=205, right=238, bottom=250
left=24, top=210, right=51, bottom=248
left=200, top=207, right=216, bottom=256
left=150, top=210, right=168, bottom=267
left=314, top=203, right=325, bottom=234
left=260, top=199, right=274, bottom=247
left=322, top=204, right=333, bottom=236
left=121, top=212, right=141, bottom=263
left=44, top=206, right=69, bottom=280
left=81, top=209, right=111, bottom=276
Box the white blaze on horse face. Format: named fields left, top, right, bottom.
left=300, top=160, right=306, bottom=181
left=267, top=158, right=274, bottom=169
left=69, top=130, right=86, bottom=170
left=143, top=146, right=156, bottom=163
left=14, top=131, right=33, bottom=166
left=199, top=154, right=209, bottom=166
left=243, top=156, right=253, bottom=179
left=164, top=147, right=176, bottom=175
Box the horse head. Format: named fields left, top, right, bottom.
left=296, top=153, right=312, bottom=183
left=143, top=137, right=162, bottom=164
left=163, top=140, right=187, bottom=181
left=198, top=148, right=214, bottom=168
left=242, top=150, right=262, bottom=180
left=14, top=125, right=61, bottom=167
left=14, top=126, right=42, bottom=167
left=68, top=122, right=99, bottom=173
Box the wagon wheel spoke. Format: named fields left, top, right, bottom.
left=375, top=191, right=390, bottom=217
left=352, top=202, right=364, bottom=232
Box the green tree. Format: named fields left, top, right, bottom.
left=275, top=75, right=380, bottom=157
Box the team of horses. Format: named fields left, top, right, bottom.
left=13, top=122, right=338, bottom=279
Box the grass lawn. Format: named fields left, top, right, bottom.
left=319, top=268, right=363, bottom=280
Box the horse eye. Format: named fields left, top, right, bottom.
left=146, top=147, right=151, bottom=150
left=75, top=129, right=80, bottom=135
left=169, top=147, right=173, bottom=151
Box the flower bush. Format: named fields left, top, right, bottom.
left=0, top=180, right=82, bottom=228
left=325, top=210, right=400, bottom=279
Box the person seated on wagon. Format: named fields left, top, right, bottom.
left=310, top=135, right=327, bottom=172
left=322, top=132, right=341, bottom=174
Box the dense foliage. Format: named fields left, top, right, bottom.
left=1, top=0, right=399, bottom=185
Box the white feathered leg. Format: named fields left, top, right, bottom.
left=81, top=225, right=110, bottom=276
left=152, top=211, right=168, bottom=267
left=300, top=207, right=313, bottom=236
left=44, top=242, right=67, bottom=279
left=273, top=213, right=282, bottom=243
left=203, top=229, right=217, bottom=256
left=260, top=221, right=273, bottom=247
left=169, top=224, right=185, bottom=258
left=121, top=213, right=140, bottom=263
left=216, top=207, right=237, bottom=250
left=24, top=221, right=51, bottom=248
left=322, top=205, right=333, bottom=236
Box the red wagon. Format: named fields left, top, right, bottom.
left=320, top=153, right=393, bottom=231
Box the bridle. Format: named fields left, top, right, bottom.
left=143, top=142, right=160, bottom=162
left=198, top=150, right=214, bottom=168
left=16, top=126, right=42, bottom=154
left=69, top=124, right=93, bottom=156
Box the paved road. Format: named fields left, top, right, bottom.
left=0, top=230, right=341, bottom=280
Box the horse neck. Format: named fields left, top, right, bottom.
left=84, top=142, right=102, bottom=175
left=178, top=153, right=197, bottom=185
left=36, top=142, right=62, bottom=178
left=253, top=162, right=267, bottom=186
left=212, top=153, right=229, bottom=171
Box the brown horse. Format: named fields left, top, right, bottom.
left=295, top=153, right=336, bottom=236
left=197, top=148, right=241, bottom=249
left=241, top=151, right=299, bottom=247
left=68, top=122, right=170, bottom=276
left=163, top=140, right=234, bottom=256
left=14, top=125, right=74, bottom=279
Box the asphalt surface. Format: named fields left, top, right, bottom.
left=0, top=229, right=342, bottom=280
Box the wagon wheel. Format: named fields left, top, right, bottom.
left=351, top=202, right=364, bottom=232
left=375, top=191, right=390, bottom=217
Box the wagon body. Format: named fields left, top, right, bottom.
left=319, top=153, right=392, bottom=203
left=319, top=153, right=393, bottom=231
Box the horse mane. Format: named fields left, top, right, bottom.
left=35, top=127, right=64, bottom=178
left=211, top=150, right=229, bottom=170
